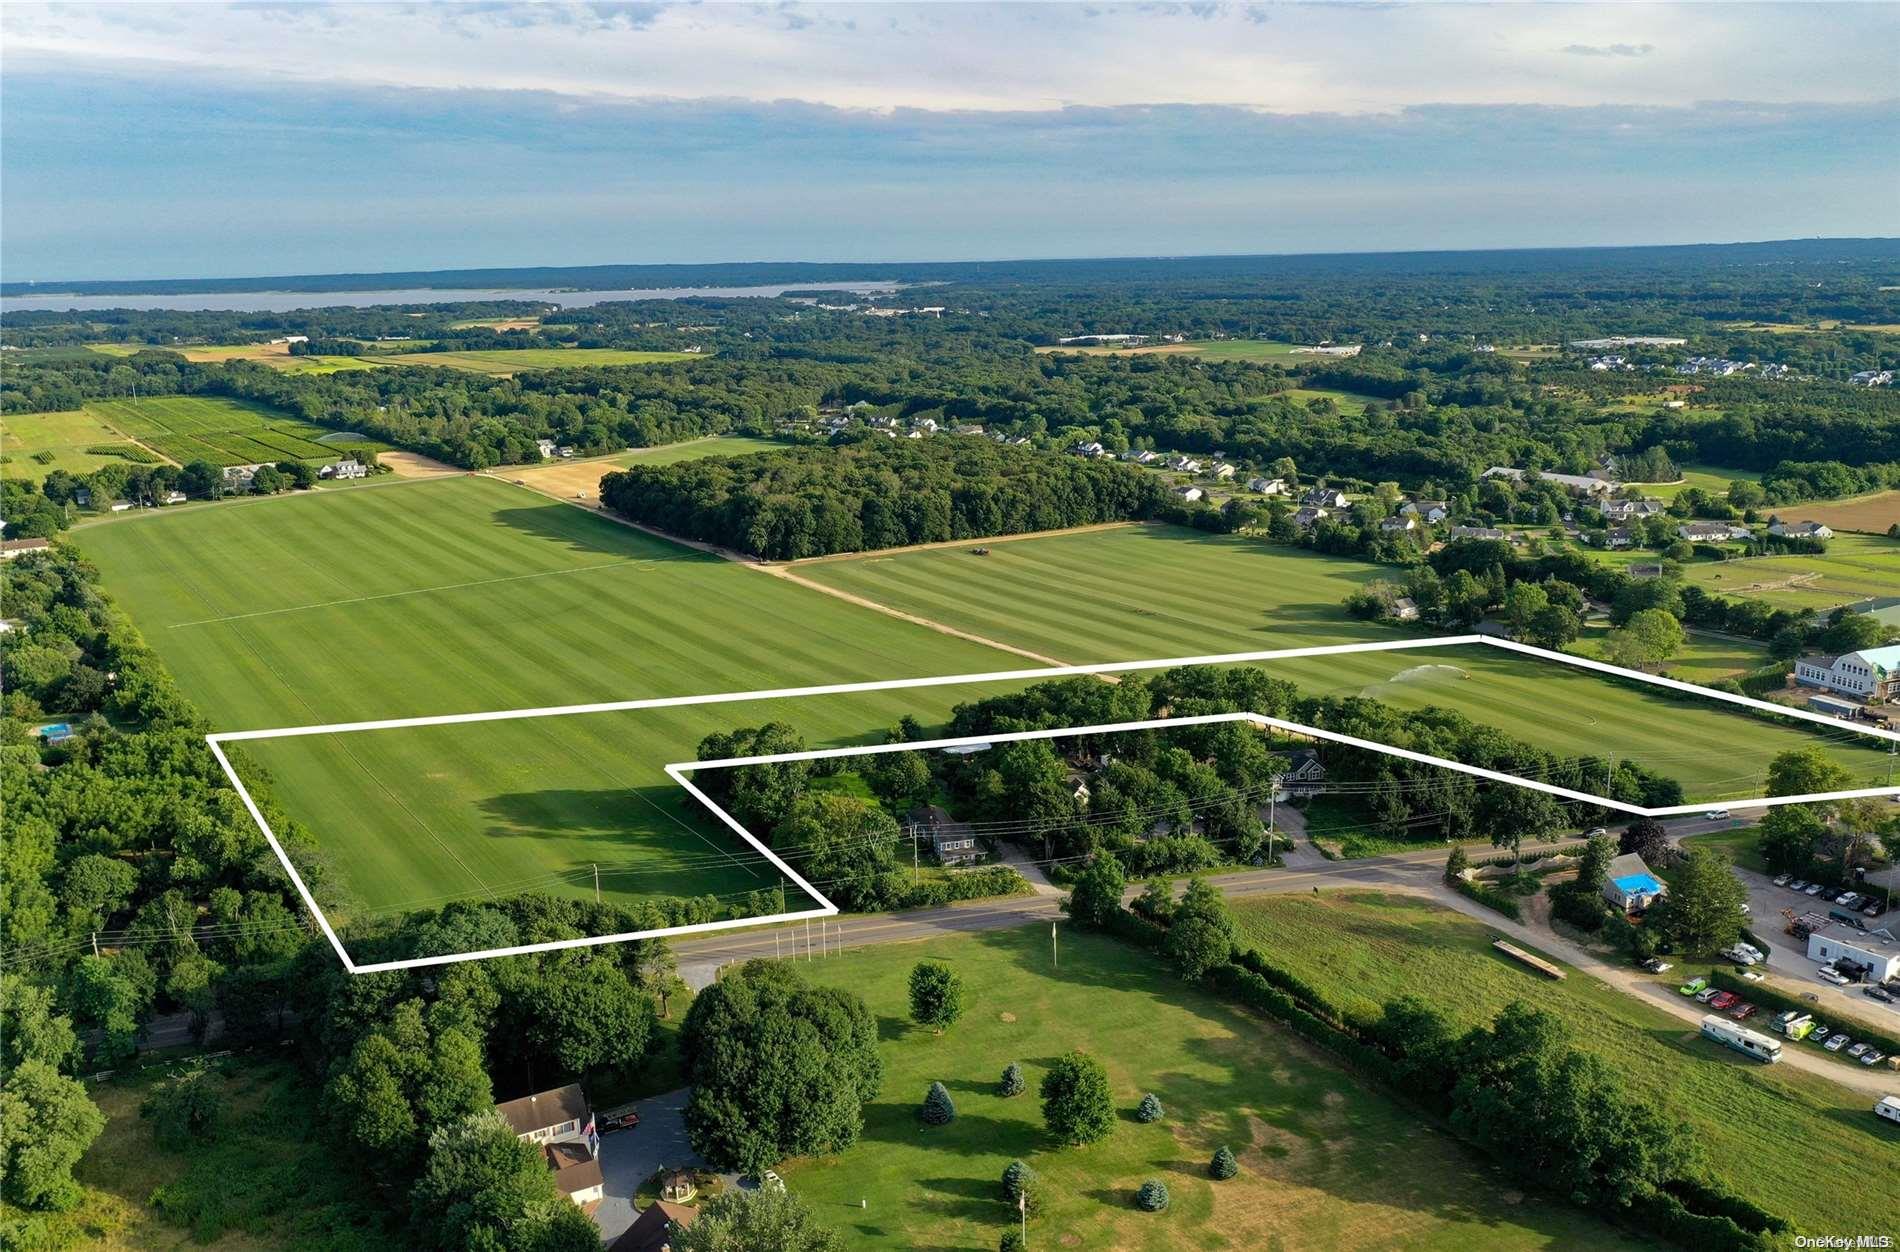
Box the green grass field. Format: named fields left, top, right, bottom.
left=73, top=477, right=1034, bottom=927
left=1035, top=339, right=1343, bottom=361
left=609, top=435, right=788, bottom=466
left=1231, top=891, right=1899, bottom=1235
left=1572, top=622, right=1767, bottom=684
left=779, top=923, right=1639, bottom=1252
left=795, top=525, right=1894, bottom=798
left=1281, top=386, right=1377, bottom=415
left=84, top=396, right=385, bottom=467
left=1678, top=534, right=1900, bottom=611
left=1629, top=464, right=1760, bottom=503
left=363, top=347, right=702, bottom=374
left=0, top=408, right=154, bottom=480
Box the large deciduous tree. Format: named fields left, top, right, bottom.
left=1040, top=1050, right=1115, bottom=1146
left=907, top=961, right=967, bottom=1033
left=681, top=961, right=881, bottom=1175
left=1649, top=847, right=1747, bottom=956
left=671, top=1185, right=845, bottom=1252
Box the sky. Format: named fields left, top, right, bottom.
left=2, top=1, right=1897, bottom=282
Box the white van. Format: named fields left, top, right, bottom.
left=1876, top=1095, right=1900, bottom=1126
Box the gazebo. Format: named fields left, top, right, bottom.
left=659, top=1168, right=698, bottom=1204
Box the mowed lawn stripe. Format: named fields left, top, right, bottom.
left=800, top=525, right=1894, bottom=799
left=75, top=477, right=1039, bottom=921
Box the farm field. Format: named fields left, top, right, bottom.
left=1230, top=891, right=1899, bottom=1235
left=90, top=341, right=383, bottom=374
left=73, top=476, right=1034, bottom=929
left=779, top=923, right=1639, bottom=1252
left=0, top=407, right=156, bottom=480
left=1779, top=490, right=1900, bottom=536
left=505, top=436, right=792, bottom=502
left=793, top=525, right=1896, bottom=798
left=1677, top=533, right=1900, bottom=611
left=1281, top=386, right=1377, bottom=414
left=84, top=396, right=385, bottom=467
left=361, top=347, right=702, bottom=374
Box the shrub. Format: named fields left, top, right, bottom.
left=908, top=961, right=967, bottom=1032
left=998, top=1062, right=1025, bottom=1098
left=1210, top=1145, right=1239, bottom=1180
left=999, top=1232, right=1026, bottom=1252
left=1135, top=1179, right=1169, bottom=1212
left=140, top=1061, right=223, bottom=1150
left=1135, top=1092, right=1163, bottom=1123
left=1040, top=1051, right=1116, bottom=1145
left=921, top=1081, right=956, bottom=1126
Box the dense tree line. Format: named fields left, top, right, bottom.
left=605, top=438, right=1172, bottom=560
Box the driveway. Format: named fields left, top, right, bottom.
left=593, top=1088, right=704, bottom=1244
left=1730, top=865, right=1900, bottom=1026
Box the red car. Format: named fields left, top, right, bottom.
left=1728, top=1002, right=1757, bottom=1021
left=1707, top=991, right=1739, bottom=1011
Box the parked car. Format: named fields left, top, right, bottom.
left=1708, top=991, right=1739, bottom=1010
left=1836, top=892, right=1860, bottom=907
left=1864, top=985, right=1896, bottom=1004
left=1809, top=1023, right=1831, bottom=1042
left=1865, top=901, right=1888, bottom=918
left=1805, top=883, right=1826, bottom=895
left=1678, top=976, right=1708, bottom=996
left=1696, top=986, right=1723, bottom=1003
left=1789, top=879, right=1808, bottom=891
left=1819, top=967, right=1851, bottom=986
left=1848, top=1042, right=1870, bottom=1058
left=1740, top=970, right=1765, bottom=982
left=1788, top=1019, right=1819, bottom=1041
left=1730, top=1003, right=1757, bottom=1021
left=1860, top=1051, right=1887, bottom=1067
left=1773, top=874, right=1792, bottom=887
left=1644, top=958, right=1673, bottom=974
left=1825, top=1034, right=1851, bottom=1052
left=1704, top=809, right=1731, bottom=820
left=1584, top=827, right=1607, bottom=839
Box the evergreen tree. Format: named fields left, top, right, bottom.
left=1210, top=1146, right=1239, bottom=1180
left=1135, top=1092, right=1164, bottom=1123
left=921, top=1081, right=957, bottom=1126
left=999, top=1062, right=1025, bottom=1097
left=1135, top=1179, right=1170, bottom=1211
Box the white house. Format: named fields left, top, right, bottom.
left=1391, top=596, right=1421, bottom=622
left=1300, top=486, right=1349, bottom=508
left=1274, top=751, right=1326, bottom=799
left=1401, top=499, right=1450, bottom=523
left=1599, top=527, right=1636, bottom=550
left=1168, top=455, right=1202, bottom=473
left=1676, top=521, right=1750, bottom=542
left=160, top=490, right=188, bottom=505
left=1069, top=440, right=1106, bottom=458
left=1807, top=926, right=1900, bottom=984
left=1767, top=519, right=1833, bottom=540
left=1172, top=485, right=1205, bottom=503
left=535, top=438, right=558, bottom=458
left=319, top=459, right=367, bottom=480
left=496, top=1085, right=603, bottom=1208
left=1291, top=506, right=1329, bottom=528
left=1599, top=497, right=1664, bottom=522
left=1793, top=645, right=1900, bottom=702
left=1123, top=449, right=1160, bottom=465
left=1379, top=515, right=1417, bottom=533
left=1247, top=477, right=1289, bottom=495
left=1482, top=466, right=1614, bottom=497
left=1448, top=525, right=1507, bottom=541
left=222, top=463, right=264, bottom=489
left=1207, top=462, right=1237, bottom=481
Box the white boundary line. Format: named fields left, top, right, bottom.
left=207, top=635, right=1900, bottom=973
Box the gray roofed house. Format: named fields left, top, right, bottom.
left=1767, top=520, right=1832, bottom=539
left=1300, top=486, right=1349, bottom=508
left=1676, top=521, right=1750, bottom=542
left=1482, top=466, right=1614, bottom=496
left=1291, top=506, right=1328, bottom=528
left=1448, top=525, right=1507, bottom=541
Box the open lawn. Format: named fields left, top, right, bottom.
left=1231, top=891, right=1900, bottom=1236
left=0, top=407, right=157, bottom=480
left=1281, top=386, right=1378, bottom=415
left=1572, top=622, right=1767, bottom=685
left=1628, top=463, right=1760, bottom=503
left=84, top=396, right=385, bottom=467
left=795, top=525, right=1895, bottom=799
left=781, top=923, right=1639, bottom=1252
left=73, top=477, right=1034, bottom=930
left=362, top=347, right=702, bottom=374
left=1779, top=491, right=1900, bottom=537
left=1678, top=533, right=1900, bottom=611
left=505, top=436, right=793, bottom=502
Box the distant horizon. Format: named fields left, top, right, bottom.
left=8, top=235, right=1898, bottom=298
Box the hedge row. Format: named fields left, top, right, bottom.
left=1450, top=876, right=1523, bottom=920
left=1626, top=1190, right=1778, bottom=1252
left=1709, top=968, right=1900, bottom=1056
left=897, top=865, right=1030, bottom=910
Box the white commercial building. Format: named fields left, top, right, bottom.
left=1807, top=926, right=1900, bottom=984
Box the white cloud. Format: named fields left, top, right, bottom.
left=3, top=1, right=1894, bottom=115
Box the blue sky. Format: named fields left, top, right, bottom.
left=3, top=2, right=1897, bottom=281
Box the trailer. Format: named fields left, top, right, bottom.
left=1699, top=1014, right=1783, bottom=1064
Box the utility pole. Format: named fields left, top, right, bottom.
left=1051, top=921, right=1059, bottom=969
left=913, top=825, right=920, bottom=886
left=593, top=863, right=600, bottom=904
left=1267, top=789, right=1277, bottom=866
